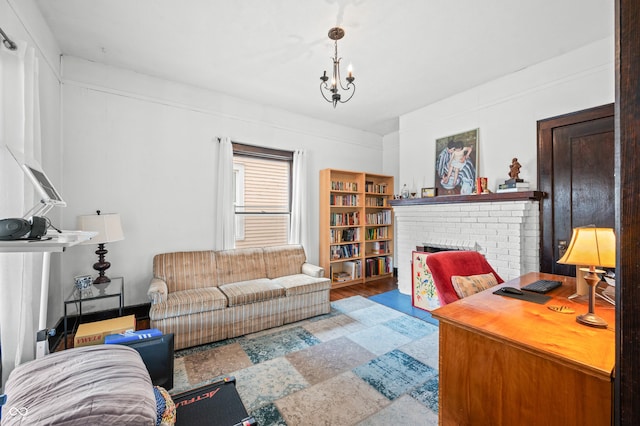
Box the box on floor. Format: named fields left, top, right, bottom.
left=74, top=315, right=136, bottom=347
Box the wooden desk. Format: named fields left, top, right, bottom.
left=431, top=272, right=615, bottom=426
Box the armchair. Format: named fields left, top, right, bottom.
left=426, top=250, right=504, bottom=305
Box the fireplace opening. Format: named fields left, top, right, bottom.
left=416, top=241, right=478, bottom=253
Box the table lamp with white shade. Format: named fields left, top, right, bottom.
left=557, top=226, right=616, bottom=328
left=77, top=210, right=124, bottom=284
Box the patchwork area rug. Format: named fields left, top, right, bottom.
left=171, top=296, right=439, bottom=425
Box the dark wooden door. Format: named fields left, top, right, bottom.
left=616, top=2, right=640, bottom=422
left=538, top=104, right=615, bottom=275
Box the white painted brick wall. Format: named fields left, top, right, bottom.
left=393, top=200, right=540, bottom=294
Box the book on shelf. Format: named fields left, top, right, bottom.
left=330, top=243, right=360, bottom=259
left=365, top=181, right=388, bottom=194
left=365, top=196, right=386, bottom=207
left=369, top=241, right=388, bottom=255
left=331, top=180, right=357, bottom=191
left=332, top=271, right=352, bottom=282
left=331, top=260, right=362, bottom=282
left=498, top=181, right=530, bottom=190
left=496, top=187, right=531, bottom=193
left=364, top=256, right=393, bottom=277
left=342, top=260, right=361, bottom=280
left=329, top=211, right=360, bottom=226
left=366, top=227, right=388, bottom=240
left=329, top=227, right=359, bottom=243
left=365, top=210, right=392, bottom=225
left=330, top=193, right=359, bottom=206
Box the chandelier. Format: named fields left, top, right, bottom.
left=320, top=27, right=355, bottom=107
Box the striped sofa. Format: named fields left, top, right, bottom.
left=147, top=244, right=331, bottom=350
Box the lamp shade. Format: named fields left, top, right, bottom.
left=557, top=227, right=616, bottom=268
left=77, top=212, right=124, bottom=244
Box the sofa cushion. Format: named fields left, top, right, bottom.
left=215, top=248, right=267, bottom=285
left=219, top=279, right=285, bottom=306
left=263, top=244, right=306, bottom=278
left=451, top=273, right=499, bottom=299
left=149, top=287, right=228, bottom=320
left=153, top=251, right=218, bottom=292
left=271, top=274, right=331, bottom=296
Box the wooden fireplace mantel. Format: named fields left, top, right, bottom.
left=389, top=190, right=544, bottom=206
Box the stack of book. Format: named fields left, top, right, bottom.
left=496, top=181, right=530, bottom=193
left=330, top=243, right=360, bottom=259
left=364, top=256, right=393, bottom=278
left=331, top=260, right=362, bottom=283
left=332, top=271, right=351, bottom=282
left=343, top=260, right=361, bottom=280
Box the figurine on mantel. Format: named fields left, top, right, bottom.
left=497, top=157, right=530, bottom=193
left=508, top=158, right=522, bottom=181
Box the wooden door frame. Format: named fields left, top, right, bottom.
left=616, top=1, right=640, bottom=424
left=537, top=103, right=614, bottom=273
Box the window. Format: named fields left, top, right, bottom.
left=233, top=143, right=293, bottom=248
left=233, top=163, right=245, bottom=241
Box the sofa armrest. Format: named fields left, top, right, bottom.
left=147, top=278, right=168, bottom=304
left=302, top=262, right=325, bottom=278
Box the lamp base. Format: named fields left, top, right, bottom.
left=577, top=269, right=608, bottom=329
left=92, top=242, right=112, bottom=285
left=93, top=275, right=111, bottom=284
left=576, top=312, right=608, bottom=328
left=568, top=265, right=590, bottom=300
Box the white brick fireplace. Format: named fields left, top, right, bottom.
left=392, top=194, right=542, bottom=295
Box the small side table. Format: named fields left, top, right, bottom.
left=63, top=276, right=124, bottom=349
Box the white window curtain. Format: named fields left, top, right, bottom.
left=289, top=149, right=308, bottom=248
left=0, top=40, right=42, bottom=386
left=214, top=137, right=235, bottom=250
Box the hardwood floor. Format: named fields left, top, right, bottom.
left=330, top=276, right=397, bottom=301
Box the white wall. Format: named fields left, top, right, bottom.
left=59, top=56, right=384, bottom=311
left=382, top=131, right=400, bottom=194
left=398, top=37, right=614, bottom=195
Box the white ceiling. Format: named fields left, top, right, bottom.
left=34, top=0, right=613, bottom=136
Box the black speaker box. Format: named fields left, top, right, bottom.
left=30, top=216, right=47, bottom=238
left=0, top=216, right=47, bottom=240
left=121, top=333, right=175, bottom=390
left=0, top=218, right=31, bottom=240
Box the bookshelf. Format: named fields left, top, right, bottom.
left=319, top=169, right=394, bottom=288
